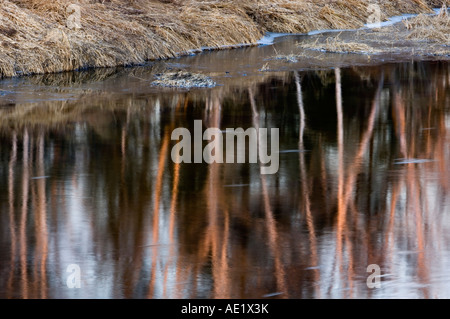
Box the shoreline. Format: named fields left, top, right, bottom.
left=0, top=0, right=440, bottom=79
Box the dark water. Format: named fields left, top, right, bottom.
left=0, top=40, right=449, bottom=298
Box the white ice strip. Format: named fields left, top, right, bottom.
left=262, top=292, right=284, bottom=297
left=258, top=8, right=445, bottom=45
left=257, top=32, right=293, bottom=45
left=394, top=158, right=436, bottom=164
left=363, top=13, right=418, bottom=29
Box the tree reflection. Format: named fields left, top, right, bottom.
left=0, top=61, right=449, bottom=298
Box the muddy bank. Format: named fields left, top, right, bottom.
left=0, top=0, right=437, bottom=78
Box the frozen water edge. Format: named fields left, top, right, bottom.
left=174, top=8, right=446, bottom=59
left=257, top=8, right=444, bottom=46
left=257, top=32, right=293, bottom=46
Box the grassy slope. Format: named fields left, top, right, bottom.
left=0, top=0, right=437, bottom=78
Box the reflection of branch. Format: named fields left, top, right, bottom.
left=334, top=70, right=384, bottom=296
left=169, top=164, right=180, bottom=243
left=184, top=90, right=232, bottom=298
left=218, top=209, right=230, bottom=298
left=148, top=127, right=170, bottom=298
left=384, top=180, right=400, bottom=269
left=163, top=156, right=180, bottom=298
left=437, top=117, right=449, bottom=192
left=408, top=154, right=429, bottom=298
left=392, top=78, right=430, bottom=297
left=249, top=87, right=287, bottom=298
left=341, top=72, right=383, bottom=236
left=20, top=129, right=29, bottom=299
left=7, top=132, right=17, bottom=298
left=152, top=128, right=170, bottom=244
left=340, top=74, right=384, bottom=217
left=295, top=72, right=305, bottom=151
left=334, top=68, right=345, bottom=294
left=209, top=92, right=231, bottom=299
left=121, top=124, right=127, bottom=182
left=294, top=71, right=320, bottom=297
left=393, top=86, right=407, bottom=159
left=36, top=132, right=48, bottom=298
left=201, top=91, right=233, bottom=298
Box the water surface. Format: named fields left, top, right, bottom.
left=0, top=40, right=449, bottom=299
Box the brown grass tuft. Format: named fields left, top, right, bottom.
left=404, top=4, right=450, bottom=44
left=152, top=71, right=217, bottom=88
left=298, top=34, right=378, bottom=54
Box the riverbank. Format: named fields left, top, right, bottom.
left=0, top=0, right=438, bottom=78
left=297, top=6, right=450, bottom=57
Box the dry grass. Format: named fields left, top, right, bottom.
left=404, top=5, right=450, bottom=44
left=298, top=34, right=379, bottom=54
left=268, top=51, right=299, bottom=63
left=425, top=0, right=448, bottom=7
left=0, top=0, right=434, bottom=78
left=152, top=71, right=216, bottom=88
